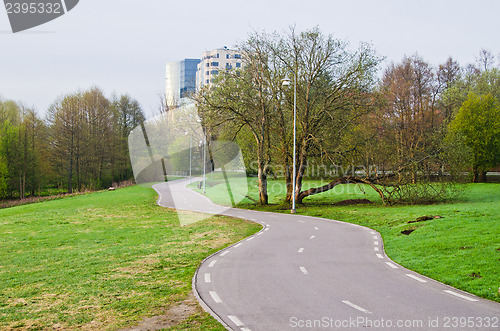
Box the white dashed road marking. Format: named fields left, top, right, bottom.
left=385, top=262, right=398, bottom=269
left=300, top=267, right=309, bottom=275
left=444, top=290, right=478, bottom=302
left=298, top=248, right=304, bottom=253
left=374, top=241, right=379, bottom=246
left=376, top=254, right=384, bottom=259
left=209, top=260, right=217, bottom=267
left=374, top=247, right=379, bottom=251
left=406, top=274, right=427, bottom=283
left=310, top=235, right=316, bottom=240
left=228, top=315, right=244, bottom=327
left=342, top=300, right=372, bottom=314
left=220, top=251, right=229, bottom=256
left=205, top=273, right=211, bottom=283
left=209, top=291, right=222, bottom=303
left=234, top=243, right=242, bottom=248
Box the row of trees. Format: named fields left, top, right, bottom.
left=0, top=88, right=145, bottom=198
left=2, top=27, right=498, bottom=204
left=196, top=27, right=500, bottom=205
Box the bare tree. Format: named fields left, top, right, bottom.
left=380, top=55, right=443, bottom=183
left=437, top=57, right=461, bottom=121
left=48, top=93, right=82, bottom=193
left=196, top=27, right=381, bottom=205
left=272, top=28, right=381, bottom=203
left=476, top=49, right=495, bottom=72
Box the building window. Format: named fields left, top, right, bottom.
left=236, top=62, right=241, bottom=68
left=206, top=63, right=209, bottom=67
left=217, top=53, right=219, bottom=58
left=210, top=70, right=218, bottom=75
left=206, top=79, right=209, bottom=84
left=226, top=54, right=229, bottom=59
left=206, top=71, right=209, bottom=75
left=234, top=54, right=241, bottom=59
left=211, top=62, right=219, bottom=67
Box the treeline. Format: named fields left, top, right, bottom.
left=367, top=52, right=500, bottom=183
left=196, top=27, right=500, bottom=204
left=0, top=88, right=145, bottom=199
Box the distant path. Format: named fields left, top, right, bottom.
left=153, top=180, right=500, bottom=331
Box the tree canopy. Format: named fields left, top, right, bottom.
left=448, top=93, right=500, bottom=182
left=0, top=89, right=144, bottom=199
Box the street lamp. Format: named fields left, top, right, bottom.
left=282, top=73, right=297, bottom=214
left=200, top=138, right=206, bottom=194
left=185, top=131, right=192, bottom=183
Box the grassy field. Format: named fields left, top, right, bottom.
left=0, top=185, right=260, bottom=330
left=197, top=177, right=500, bottom=303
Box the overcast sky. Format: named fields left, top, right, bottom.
left=1, top=0, right=499, bottom=117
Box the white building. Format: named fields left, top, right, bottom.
left=165, top=61, right=181, bottom=106
left=196, top=46, right=243, bottom=89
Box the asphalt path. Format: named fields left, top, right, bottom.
left=153, top=179, right=500, bottom=331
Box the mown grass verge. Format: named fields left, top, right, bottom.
left=0, top=185, right=260, bottom=330
left=196, top=178, right=500, bottom=303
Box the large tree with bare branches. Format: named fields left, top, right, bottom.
left=273, top=28, right=381, bottom=203
left=196, top=27, right=381, bottom=205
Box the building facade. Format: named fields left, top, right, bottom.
left=165, top=58, right=201, bottom=107
left=196, top=46, right=243, bottom=89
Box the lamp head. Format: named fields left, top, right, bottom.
left=282, top=76, right=291, bottom=87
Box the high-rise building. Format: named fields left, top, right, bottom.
left=165, top=58, right=200, bottom=106
left=196, top=46, right=243, bottom=89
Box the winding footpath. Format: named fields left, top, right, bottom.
left=153, top=179, right=500, bottom=331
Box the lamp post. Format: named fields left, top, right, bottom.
left=185, top=131, right=192, bottom=183
left=200, top=138, right=206, bottom=194
left=189, top=135, right=192, bottom=183
left=282, top=72, right=297, bottom=214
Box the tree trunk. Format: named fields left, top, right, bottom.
left=293, top=141, right=307, bottom=204
left=297, top=177, right=345, bottom=203
left=479, top=171, right=487, bottom=183
left=297, top=175, right=389, bottom=205
left=472, top=168, right=479, bottom=183
left=257, top=162, right=268, bottom=205
left=285, top=162, right=292, bottom=202
left=255, top=127, right=269, bottom=205
left=68, top=133, right=74, bottom=194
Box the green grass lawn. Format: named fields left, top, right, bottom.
left=197, top=177, right=500, bottom=303
left=0, top=185, right=260, bottom=330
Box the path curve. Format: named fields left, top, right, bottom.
left=153, top=179, right=500, bottom=331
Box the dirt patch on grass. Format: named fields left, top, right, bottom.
left=187, top=230, right=233, bottom=249
left=408, top=215, right=443, bottom=223
left=401, top=228, right=416, bottom=235
left=120, top=292, right=203, bottom=331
